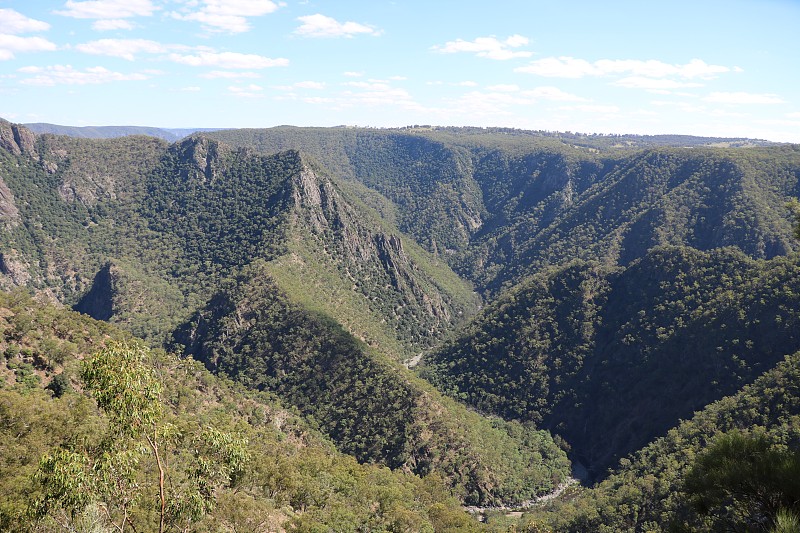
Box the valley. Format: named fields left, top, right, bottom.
left=1, top=118, right=799, bottom=531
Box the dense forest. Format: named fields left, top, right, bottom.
left=1, top=117, right=800, bottom=531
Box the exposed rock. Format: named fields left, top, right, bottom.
left=0, top=177, right=20, bottom=226
left=58, top=173, right=117, bottom=205
left=0, top=250, right=31, bottom=286
left=172, top=136, right=230, bottom=183
left=0, top=120, right=38, bottom=160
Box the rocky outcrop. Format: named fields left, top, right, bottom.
left=58, top=173, right=118, bottom=205
left=0, top=250, right=31, bottom=287
left=290, top=162, right=460, bottom=345
left=0, top=120, right=38, bottom=160
left=0, top=177, right=20, bottom=226
left=171, top=136, right=230, bottom=183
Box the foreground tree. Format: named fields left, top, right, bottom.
left=682, top=430, right=800, bottom=532
left=34, top=342, right=248, bottom=532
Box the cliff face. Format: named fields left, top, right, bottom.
left=288, top=161, right=472, bottom=351
left=0, top=120, right=37, bottom=160
left=0, top=177, right=20, bottom=227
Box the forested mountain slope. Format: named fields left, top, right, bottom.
left=175, top=262, right=569, bottom=505
left=526, top=349, right=800, bottom=532
left=423, top=246, right=800, bottom=476
left=206, top=127, right=800, bottom=293
left=3, top=118, right=800, bottom=527
left=0, top=290, right=485, bottom=532
left=0, top=120, right=562, bottom=507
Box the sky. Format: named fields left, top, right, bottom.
left=0, top=0, right=798, bottom=141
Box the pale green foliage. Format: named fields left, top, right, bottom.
left=34, top=450, right=91, bottom=517
left=774, top=509, right=800, bottom=533
left=80, top=342, right=162, bottom=438
left=34, top=342, right=251, bottom=532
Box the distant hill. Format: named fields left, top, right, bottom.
left=207, top=127, right=799, bottom=293
left=23, top=122, right=224, bottom=141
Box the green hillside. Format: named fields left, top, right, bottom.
left=0, top=290, right=485, bottom=532
left=175, top=261, right=569, bottom=505
left=0, top=121, right=564, bottom=508
left=2, top=118, right=800, bottom=530
left=526, top=350, right=800, bottom=532
left=423, top=246, right=800, bottom=476
left=206, top=127, right=800, bottom=293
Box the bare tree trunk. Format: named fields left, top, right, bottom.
left=146, top=430, right=167, bottom=533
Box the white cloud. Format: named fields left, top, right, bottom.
left=200, top=70, right=261, bottom=79
left=433, top=34, right=532, bottom=60
left=181, top=86, right=201, bottom=92
left=303, top=96, right=334, bottom=104
left=0, top=35, right=57, bottom=60
left=515, top=56, right=595, bottom=78
left=487, top=84, right=519, bottom=92
left=788, top=112, right=800, bottom=119
left=449, top=85, right=586, bottom=118
left=295, top=80, right=325, bottom=89
left=172, top=0, right=281, bottom=33
left=457, top=80, right=478, bottom=87
left=18, top=64, right=150, bottom=85
left=523, top=86, right=586, bottom=101
left=343, top=71, right=364, bottom=77
left=0, top=9, right=51, bottom=33
left=56, top=0, right=156, bottom=19
left=75, top=38, right=169, bottom=60
left=92, top=19, right=135, bottom=31
left=389, top=75, right=407, bottom=81
left=564, top=104, right=621, bottom=113
left=704, top=92, right=785, bottom=104
left=614, top=76, right=703, bottom=90
left=169, top=51, right=288, bottom=69
left=344, top=81, right=389, bottom=90
left=295, top=14, right=381, bottom=38
left=228, top=84, right=264, bottom=98
left=516, top=56, right=730, bottom=79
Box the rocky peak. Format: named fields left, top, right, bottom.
left=0, top=119, right=38, bottom=160
left=171, top=136, right=230, bottom=182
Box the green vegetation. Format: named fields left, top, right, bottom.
left=0, top=290, right=483, bottom=532
left=524, top=350, right=800, bottom=532
left=176, top=262, right=570, bottom=505
left=2, top=120, right=800, bottom=530
left=423, top=246, right=800, bottom=475
left=683, top=430, right=800, bottom=532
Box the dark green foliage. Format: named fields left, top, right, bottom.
left=424, top=246, right=800, bottom=476
left=44, top=373, right=70, bottom=398
left=176, top=262, right=570, bottom=505
left=526, top=351, right=800, bottom=532
left=178, top=265, right=420, bottom=465
left=141, top=138, right=296, bottom=276
left=683, top=430, right=800, bottom=531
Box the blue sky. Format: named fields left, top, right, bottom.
left=1, top=0, right=798, bottom=141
